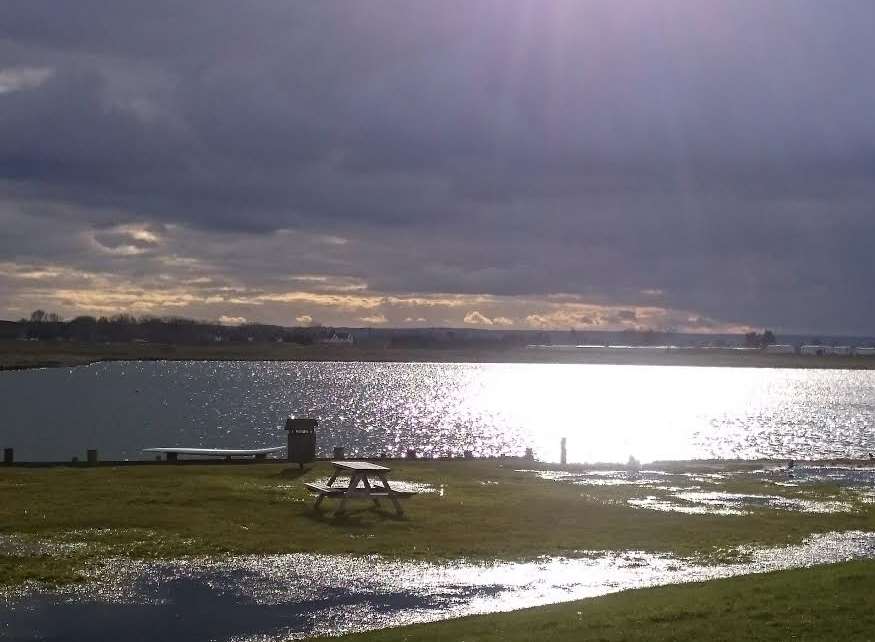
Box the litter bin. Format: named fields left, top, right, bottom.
left=285, top=417, right=317, bottom=468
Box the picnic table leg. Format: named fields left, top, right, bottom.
left=337, top=472, right=360, bottom=515
left=314, top=466, right=342, bottom=511
left=378, top=472, right=404, bottom=516
left=361, top=475, right=382, bottom=509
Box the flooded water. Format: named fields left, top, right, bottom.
left=3, top=361, right=875, bottom=462
left=627, top=492, right=854, bottom=516
left=525, top=465, right=875, bottom=516
left=2, top=531, right=874, bottom=641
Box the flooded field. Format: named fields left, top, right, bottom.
left=2, top=531, right=874, bottom=641
left=524, top=465, right=875, bottom=516
left=4, top=361, right=875, bottom=463
left=2, top=461, right=874, bottom=640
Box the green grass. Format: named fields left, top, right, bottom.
left=2, top=460, right=874, bottom=587
left=322, top=559, right=875, bottom=641
left=0, top=554, right=87, bottom=586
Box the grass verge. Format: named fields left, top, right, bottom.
left=322, top=559, right=875, bottom=641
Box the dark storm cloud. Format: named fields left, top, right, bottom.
left=2, top=1, right=875, bottom=333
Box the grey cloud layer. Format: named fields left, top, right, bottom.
left=2, top=1, right=875, bottom=332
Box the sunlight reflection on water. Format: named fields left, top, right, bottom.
left=3, top=531, right=875, bottom=641
left=3, top=361, right=875, bottom=462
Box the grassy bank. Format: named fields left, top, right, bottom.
left=4, top=339, right=875, bottom=370
left=2, top=460, right=874, bottom=587
left=325, top=559, right=875, bottom=641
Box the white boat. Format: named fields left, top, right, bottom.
left=143, top=446, right=285, bottom=459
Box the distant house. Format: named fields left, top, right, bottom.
left=800, top=345, right=828, bottom=356
left=764, top=344, right=795, bottom=354
left=854, top=347, right=875, bottom=356
left=831, top=346, right=851, bottom=356
left=321, top=331, right=354, bottom=345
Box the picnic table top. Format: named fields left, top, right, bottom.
left=330, top=460, right=391, bottom=472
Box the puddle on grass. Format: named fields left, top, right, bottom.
left=629, top=491, right=854, bottom=516
left=678, top=491, right=853, bottom=514
left=753, top=465, right=875, bottom=499
left=3, top=531, right=875, bottom=642
left=523, top=465, right=875, bottom=490
left=523, top=466, right=871, bottom=516
left=518, top=469, right=681, bottom=487
left=627, top=495, right=748, bottom=516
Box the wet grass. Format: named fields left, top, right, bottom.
left=0, top=554, right=87, bottom=587
left=2, top=460, right=874, bottom=587
left=325, top=559, right=875, bottom=641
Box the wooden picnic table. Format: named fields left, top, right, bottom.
left=305, top=460, right=415, bottom=515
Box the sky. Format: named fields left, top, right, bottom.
left=1, top=1, right=874, bottom=335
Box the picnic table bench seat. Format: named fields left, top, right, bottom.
left=304, top=483, right=348, bottom=496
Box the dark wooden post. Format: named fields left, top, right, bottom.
left=87, top=449, right=98, bottom=466
left=3, top=448, right=12, bottom=465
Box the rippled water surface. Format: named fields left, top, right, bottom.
left=2, top=531, right=875, bottom=641
left=3, top=361, right=875, bottom=462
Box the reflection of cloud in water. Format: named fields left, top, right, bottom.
left=4, top=532, right=875, bottom=641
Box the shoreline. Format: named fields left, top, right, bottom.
left=3, top=456, right=873, bottom=469
left=5, top=340, right=875, bottom=371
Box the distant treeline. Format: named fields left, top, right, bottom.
left=0, top=311, right=323, bottom=345
left=386, top=332, right=545, bottom=349
left=0, top=309, right=807, bottom=351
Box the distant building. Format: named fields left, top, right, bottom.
left=831, top=346, right=851, bottom=356
left=800, top=345, right=828, bottom=356
left=322, top=331, right=354, bottom=345
left=854, top=347, right=875, bottom=356
left=764, top=344, right=795, bottom=354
